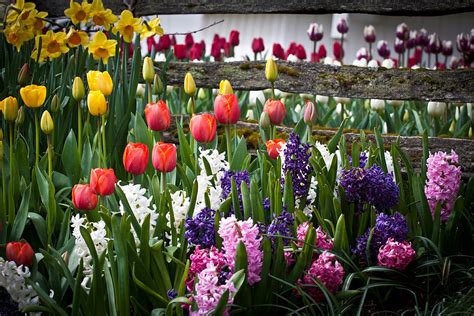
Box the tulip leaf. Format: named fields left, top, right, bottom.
left=61, top=130, right=81, bottom=184
left=334, top=214, right=349, bottom=254
left=10, top=186, right=31, bottom=241
left=328, top=118, right=347, bottom=153
left=230, top=137, right=248, bottom=171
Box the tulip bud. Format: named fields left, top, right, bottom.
left=72, top=184, right=98, bottom=211
left=90, top=168, right=116, bottom=196
left=123, top=142, right=149, bottom=175
left=394, top=38, right=406, bottom=54
left=427, top=101, right=446, bottom=118
left=40, top=110, right=54, bottom=135
left=143, top=56, right=155, bottom=83
left=2, top=96, right=19, bottom=121
left=387, top=100, right=404, bottom=108
left=6, top=241, right=35, bottom=267
left=303, top=101, right=316, bottom=125
left=363, top=25, right=376, bottom=43
left=403, top=110, right=409, bottom=122
left=449, top=119, right=456, bottom=133
left=190, top=113, right=217, bottom=143
left=396, top=23, right=409, bottom=40
left=316, top=95, right=329, bottom=104
left=186, top=98, right=194, bottom=114
left=265, top=58, right=278, bottom=83
left=219, top=80, right=234, bottom=95
left=259, top=111, right=270, bottom=129
left=145, top=100, right=171, bottom=131
left=441, top=40, right=453, bottom=57
left=18, top=63, right=30, bottom=86
left=406, top=31, right=417, bottom=49
left=337, top=18, right=349, bottom=34
left=307, top=23, right=323, bottom=42
left=184, top=72, right=196, bottom=97
left=377, top=40, right=391, bottom=59
left=428, top=33, right=442, bottom=54
left=15, top=106, right=25, bottom=126
left=264, top=99, right=286, bottom=125
left=136, top=84, right=145, bottom=99
left=214, top=94, right=240, bottom=124
left=87, top=90, right=107, bottom=116
left=51, top=94, right=60, bottom=113
left=266, top=139, right=286, bottom=160
left=152, top=142, right=177, bottom=173
left=153, top=74, right=163, bottom=95
left=98, top=71, right=113, bottom=96
left=72, top=77, right=85, bottom=101
left=197, top=88, right=207, bottom=100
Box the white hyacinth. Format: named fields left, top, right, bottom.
left=315, top=142, right=336, bottom=171
left=384, top=151, right=395, bottom=176
left=0, top=258, right=39, bottom=312
left=118, top=182, right=158, bottom=245
left=169, top=190, right=190, bottom=230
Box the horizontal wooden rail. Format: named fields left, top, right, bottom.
left=165, top=116, right=474, bottom=177
left=34, top=0, right=474, bottom=17
left=156, top=61, right=474, bottom=102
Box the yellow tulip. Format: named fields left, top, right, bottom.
left=20, top=84, right=47, bottom=108
left=0, top=99, right=4, bottom=112
left=40, top=110, right=54, bottom=135
left=2, top=96, right=19, bottom=121
left=87, top=71, right=101, bottom=91
left=265, top=57, right=278, bottom=82
left=184, top=72, right=196, bottom=97
left=72, top=77, right=85, bottom=101
left=87, top=90, right=107, bottom=116
left=142, top=57, right=155, bottom=83
left=98, top=71, right=113, bottom=96
left=219, top=80, right=233, bottom=95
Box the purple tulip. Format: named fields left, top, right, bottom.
left=394, top=38, right=406, bottom=54
left=377, top=40, right=391, bottom=58
left=428, top=33, right=442, bottom=54
left=442, top=40, right=453, bottom=56
left=307, top=23, right=323, bottom=42
left=337, top=18, right=349, bottom=34
left=363, top=25, right=376, bottom=43
left=396, top=23, right=409, bottom=40
left=416, top=28, right=429, bottom=47
left=356, top=47, right=369, bottom=60
left=406, top=31, right=417, bottom=49
left=457, top=33, right=470, bottom=52
left=449, top=56, right=460, bottom=69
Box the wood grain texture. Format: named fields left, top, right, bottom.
left=34, top=0, right=474, bottom=17
left=155, top=61, right=474, bottom=102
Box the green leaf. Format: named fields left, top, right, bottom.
left=230, top=137, right=249, bottom=171
left=333, top=214, right=349, bottom=254
left=111, top=215, right=130, bottom=315
left=10, top=186, right=31, bottom=241
left=328, top=118, right=347, bottom=153
left=61, top=130, right=81, bottom=184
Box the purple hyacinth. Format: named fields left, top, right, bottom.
left=266, top=210, right=294, bottom=246
left=348, top=152, right=368, bottom=168
left=339, top=164, right=399, bottom=212
left=167, top=289, right=178, bottom=300
left=184, top=208, right=216, bottom=248
left=282, top=133, right=313, bottom=198
left=220, top=170, right=250, bottom=200
left=353, top=212, right=409, bottom=264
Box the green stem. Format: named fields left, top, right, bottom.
left=161, top=172, right=167, bottom=193
left=271, top=82, right=275, bottom=99
left=97, top=119, right=103, bottom=168
left=154, top=131, right=161, bottom=142
left=101, top=115, right=107, bottom=167
left=307, top=125, right=313, bottom=144
left=147, top=82, right=153, bottom=104
left=341, top=103, right=345, bottom=125
left=35, top=110, right=39, bottom=165
left=78, top=101, right=83, bottom=158
left=9, top=124, right=14, bottom=222
left=47, top=136, right=53, bottom=181
left=1, top=161, right=6, bottom=224
left=340, top=34, right=344, bottom=64
left=225, top=125, right=233, bottom=163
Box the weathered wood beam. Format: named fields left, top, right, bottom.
left=155, top=61, right=474, bottom=102
left=34, top=0, right=474, bottom=17
left=165, top=116, right=474, bottom=177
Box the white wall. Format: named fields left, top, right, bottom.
left=156, top=12, right=474, bottom=63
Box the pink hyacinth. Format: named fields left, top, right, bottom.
left=189, top=246, right=226, bottom=276
left=218, top=215, right=263, bottom=285
left=297, top=251, right=345, bottom=301
left=296, top=222, right=333, bottom=250
left=191, top=262, right=236, bottom=316
left=424, top=150, right=461, bottom=222
left=377, top=238, right=416, bottom=270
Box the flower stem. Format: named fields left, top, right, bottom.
left=147, top=82, right=153, bottom=104
left=1, top=160, right=6, bottom=224
left=47, top=135, right=53, bottom=181
left=271, top=82, right=275, bottom=99
left=161, top=172, right=167, bottom=193
left=341, top=103, right=345, bottom=125
left=368, top=42, right=372, bottom=60
left=340, top=34, right=344, bottom=64
left=101, top=115, right=107, bottom=167
left=35, top=110, right=39, bottom=165
left=97, top=119, right=103, bottom=168
left=225, top=124, right=233, bottom=163
left=78, top=101, right=83, bottom=158
left=9, top=124, right=14, bottom=222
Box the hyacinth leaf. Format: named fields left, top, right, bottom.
left=176, top=163, right=192, bottom=193
left=233, top=241, right=252, bottom=307
left=115, top=185, right=142, bottom=237
left=333, top=214, right=349, bottom=255
left=10, top=185, right=31, bottom=241
left=213, top=289, right=230, bottom=316
left=165, top=297, right=191, bottom=316
left=231, top=177, right=242, bottom=220
left=255, top=237, right=272, bottom=303
left=72, top=259, right=85, bottom=316
left=61, top=130, right=81, bottom=184
left=352, top=142, right=360, bottom=167
left=111, top=215, right=131, bottom=315
left=104, top=259, right=117, bottom=316
left=374, top=128, right=388, bottom=174
left=421, top=130, right=429, bottom=185
left=328, top=118, right=347, bottom=153
left=56, top=207, right=72, bottom=249
left=132, top=264, right=168, bottom=306
left=294, top=118, right=307, bottom=140
left=431, top=203, right=442, bottom=245
left=288, top=225, right=315, bottom=284
left=150, top=240, right=173, bottom=294
left=283, top=171, right=295, bottom=213
left=187, top=180, right=198, bottom=218
left=140, top=214, right=151, bottom=267
left=25, top=279, right=68, bottom=316
left=219, top=196, right=232, bottom=217
left=241, top=181, right=252, bottom=219
left=250, top=179, right=264, bottom=222
left=230, top=136, right=249, bottom=171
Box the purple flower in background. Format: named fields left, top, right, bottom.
left=378, top=238, right=416, bottom=270
left=221, top=170, right=250, bottom=200
left=167, top=289, right=178, bottom=300
left=394, top=38, right=406, bottom=54
left=267, top=210, right=294, bottom=246
left=356, top=47, right=369, bottom=60
left=428, top=33, right=442, bottom=54
left=424, top=150, right=461, bottom=222
left=363, top=25, right=376, bottom=43
left=416, top=28, right=429, bottom=47
left=442, top=40, right=453, bottom=56
left=307, top=23, right=323, bottom=42
left=377, top=40, right=391, bottom=59
left=406, top=30, right=417, bottom=49
left=282, top=133, right=313, bottom=198
left=184, top=208, right=216, bottom=248
left=456, top=33, right=470, bottom=52
left=337, top=18, right=349, bottom=34
left=396, top=23, right=409, bottom=40
left=297, top=222, right=333, bottom=250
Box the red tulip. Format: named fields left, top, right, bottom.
left=152, top=142, right=177, bottom=173
left=286, top=42, right=298, bottom=57
left=224, top=42, right=231, bottom=57
left=147, top=37, right=156, bottom=54
left=252, top=37, right=265, bottom=53
left=318, top=44, right=327, bottom=60
left=185, top=33, right=194, bottom=48
left=90, top=168, right=116, bottom=196
left=229, top=30, right=240, bottom=46
left=123, top=142, right=149, bottom=175
left=266, top=139, right=286, bottom=160
left=145, top=100, right=170, bottom=131
left=157, top=35, right=171, bottom=51
left=273, top=43, right=285, bottom=60
left=296, top=44, right=307, bottom=60
left=189, top=43, right=204, bottom=60
left=214, top=93, right=240, bottom=124
left=171, top=35, right=177, bottom=45
left=264, top=99, right=286, bottom=125
left=333, top=41, right=344, bottom=61
left=174, top=44, right=187, bottom=59
left=190, top=113, right=217, bottom=143
left=6, top=241, right=34, bottom=266
left=72, top=184, right=98, bottom=211
left=211, top=41, right=222, bottom=61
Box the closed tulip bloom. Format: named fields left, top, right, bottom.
left=307, top=23, right=323, bottom=42
left=145, top=100, right=170, bottom=131
left=259, top=111, right=271, bottom=129
left=442, top=40, right=453, bottom=56
left=265, top=58, right=278, bottom=82
left=394, top=38, right=406, bottom=54
left=427, top=101, right=447, bottom=118
left=190, top=113, right=217, bottom=143
left=143, top=56, right=155, bottom=83
left=252, top=37, right=265, bottom=53
left=174, top=44, right=187, bottom=59
left=370, top=99, right=385, bottom=112
left=364, top=25, right=376, bottom=43
left=72, top=77, right=85, bottom=101
left=396, top=23, right=409, bottom=41
left=266, top=139, right=286, bottom=160
left=40, top=110, right=54, bottom=134
left=273, top=43, right=285, bottom=60
left=264, top=99, right=286, bottom=125
left=377, top=40, right=391, bottom=59
left=428, top=33, right=442, bottom=54
left=90, top=168, right=117, bottom=196
left=20, top=84, right=47, bottom=108
left=98, top=71, right=113, bottom=96
left=184, top=72, right=196, bottom=97
left=72, top=184, right=98, bottom=211
left=214, top=93, right=240, bottom=124
left=87, top=90, right=107, bottom=116
left=2, top=96, right=19, bottom=121
left=123, top=142, right=149, bottom=175
left=219, top=80, right=234, bottom=95
left=337, top=18, right=349, bottom=34
left=229, top=30, right=240, bottom=46
left=87, top=70, right=101, bottom=91
left=303, top=101, right=316, bottom=125
left=6, top=241, right=34, bottom=267
left=18, top=63, right=30, bottom=86
left=152, top=142, right=177, bottom=173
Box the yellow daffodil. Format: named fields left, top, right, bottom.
left=6, top=0, right=36, bottom=24
left=112, top=10, right=142, bottom=43
left=140, top=17, right=164, bottom=39
left=2, top=97, right=19, bottom=121
left=88, top=31, right=117, bottom=64
left=31, top=30, right=69, bottom=62
left=90, top=0, right=117, bottom=31
left=4, top=23, right=34, bottom=52
left=87, top=90, right=107, bottom=116
left=32, top=10, right=49, bottom=35
left=66, top=28, right=89, bottom=48
left=20, top=84, right=47, bottom=108
left=64, top=0, right=91, bottom=25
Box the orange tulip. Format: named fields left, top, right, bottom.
left=144, top=100, right=170, bottom=131
left=152, top=142, right=177, bottom=173
left=190, top=113, right=217, bottom=143
left=72, top=184, right=98, bottom=211
left=90, top=168, right=117, bottom=196
left=213, top=93, right=240, bottom=124
left=263, top=99, right=286, bottom=125
left=6, top=241, right=34, bottom=267
left=266, top=139, right=286, bottom=160
left=123, top=142, right=149, bottom=175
